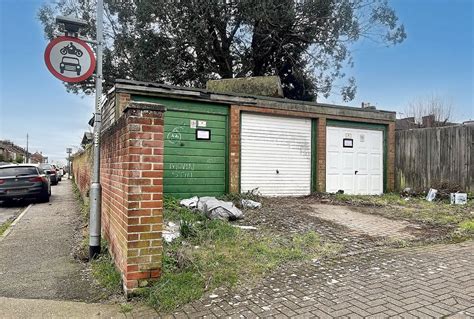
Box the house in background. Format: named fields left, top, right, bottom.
left=396, top=114, right=458, bottom=130
left=81, top=132, right=93, bottom=148
left=0, top=140, right=28, bottom=163
left=30, top=152, right=47, bottom=164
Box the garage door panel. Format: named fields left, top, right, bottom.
left=241, top=113, right=311, bottom=196
left=164, top=110, right=227, bottom=198
left=357, top=153, right=368, bottom=171
left=357, top=175, right=369, bottom=194
left=326, top=126, right=383, bottom=195
left=370, top=154, right=382, bottom=171
left=342, top=175, right=354, bottom=193
left=343, top=152, right=355, bottom=170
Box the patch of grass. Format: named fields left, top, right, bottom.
left=72, top=182, right=90, bottom=219
left=91, top=247, right=122, bottom=294
left=334, top=193, right=408, bottom=206
left=0, top=220, right=12, bottom=236
left=459, top=220, right=474, bottom=233
left=332, top=193, right=474, bottom=227
left=119, top=303, right=134, bottom=314
left=142, top=197, right=339, bottom=312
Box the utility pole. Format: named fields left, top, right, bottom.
left=89, top=0, right=104, bottom=259
left=25, top=133, right=29, bottom=163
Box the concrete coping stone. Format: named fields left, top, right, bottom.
left=123, top=101, right=166, bottom=113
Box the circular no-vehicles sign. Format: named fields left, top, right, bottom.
left=44, top=36, right=96, bottom=83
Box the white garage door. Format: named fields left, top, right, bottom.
left=326, top=126, right=383, bottom=195
left=241, top=113, right=312, bottom=196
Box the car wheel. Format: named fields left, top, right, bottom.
left=39, top=190, right=50, bottom=203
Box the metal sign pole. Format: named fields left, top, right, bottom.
left=89, top=0, right=104, bottom=259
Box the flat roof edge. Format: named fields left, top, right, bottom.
left=114, top=80, right=396, bottom=121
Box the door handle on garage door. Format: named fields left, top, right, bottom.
left=355, top=170, right=358, bottom=175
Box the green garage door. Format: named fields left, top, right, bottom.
left=132, top=96, right=228, bottom=198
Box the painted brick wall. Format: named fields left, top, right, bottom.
left=228, top=104, right=395, bottom=193
left=72, top=103, right=165, bottom=293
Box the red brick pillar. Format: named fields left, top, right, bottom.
left=100, top=102, right=165, bottom=293
left=229, top=105, right=241, bottom=193
left=316, top=117, right=327, bottom=192
left=387, top=122, right=396, bottom=192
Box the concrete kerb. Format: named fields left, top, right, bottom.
left=0, top=204, right=33, bottom=241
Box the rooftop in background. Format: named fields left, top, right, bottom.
left=396, top=114, right=459, bottom=130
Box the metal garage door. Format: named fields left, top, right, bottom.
left=326, top=126, right=383, bottom=195
left=164, top=110, right=227, bottom=198
left=241, top=113, right=312, bottom=196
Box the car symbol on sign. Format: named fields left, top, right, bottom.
left=59, top=56, right=81, bottom=75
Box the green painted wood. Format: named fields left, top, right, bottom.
left=165, top=184, right=226, bottom=193
left=144, top=97, right=230, bottom=198
left=164, top=170, right=225, bottom=178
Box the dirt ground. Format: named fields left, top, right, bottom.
left=235, top=196, right=457, bottom=256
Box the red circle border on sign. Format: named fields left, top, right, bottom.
left=44, top=36, right=96, bottom=83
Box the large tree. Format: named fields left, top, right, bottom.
left=39, top=0, right=406, bottom=101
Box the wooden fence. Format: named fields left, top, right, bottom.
left=395, top=124, right=474, bottom=192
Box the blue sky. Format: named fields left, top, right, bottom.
left=0, top=0, right=473, bottom=163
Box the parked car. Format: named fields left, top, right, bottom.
left=52, top=164, right=62, bottom=182
left=0, top=164, right=51, bottom=203
left=39, top=163, right=59, bottom=185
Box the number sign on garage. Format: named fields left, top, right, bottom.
left=326, top=125, right=384, bottom=195
left=241, top=113, right=312, bottom=196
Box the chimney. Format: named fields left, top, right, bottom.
left=361, top=102, right=376, bottom=110
left=422, top=114, right=435, bottom=128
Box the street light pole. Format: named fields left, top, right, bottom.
left=89, top=0, right=104, bottom=259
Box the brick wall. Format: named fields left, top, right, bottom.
left=72, top=146, right=93, bottom=199
left=229, top=106, right=241, bottom=193
left=316, top=117, right=327, bottom=192
left=72, top=102, right=165, bottom=293
left=387, top=122, right=396, bottom=192
left=101, top=104, right=165, bottom=292
left=228, top=104, right=395, bottom=193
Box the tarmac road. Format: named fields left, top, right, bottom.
left=0, top=201, right=27, bottom=225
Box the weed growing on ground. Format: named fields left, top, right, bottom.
left=91, top=242, right=122, bottom=294
left=119, top=303, right=134, bottom=313
left=143, top=197, right=339, bottom=312
left=218, top=189, right=261, bottom=207
left=459, top=220, right=474, bottom=233
left=0, top=220, right=12, bottom=236
left=333, top=193, right=474, bottom=227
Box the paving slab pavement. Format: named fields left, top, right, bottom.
left=174, top=241, right=474, bottom=318
left=0, top=180, right=102, bottom=301
left=309, top=204, right=417, bottom=239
